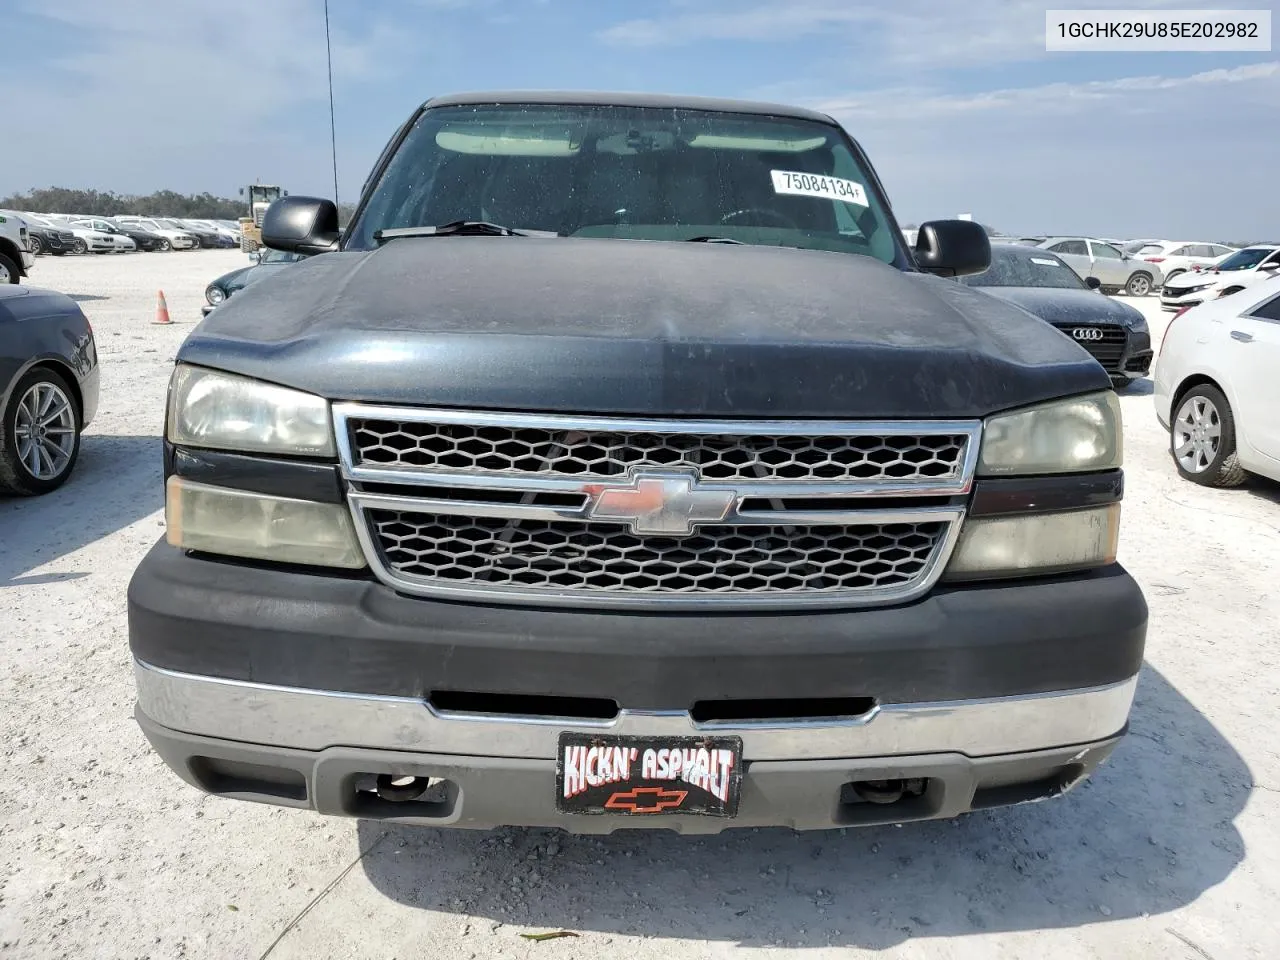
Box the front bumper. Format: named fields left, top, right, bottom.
left=129, top=543, right=1145, bottom=828
left=136, top=692, right=1126, bottom=832
left=1160, top=286, right=1212, bottom=310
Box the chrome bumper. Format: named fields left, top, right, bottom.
left=134, top=659, right=1138, bottom=762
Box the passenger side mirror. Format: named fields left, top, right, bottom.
left=1085, top=276, right=1103, bottom=290
left=1260, top=261, right=1280, bottom=271
left=262, top=196, right=340, bottom=255
left=913, top=220, right=991, bottom=277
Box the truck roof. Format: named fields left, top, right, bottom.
left=422, top=90, right=838, bottom=125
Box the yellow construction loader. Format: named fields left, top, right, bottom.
left=237, top=184, right=286, bottom=253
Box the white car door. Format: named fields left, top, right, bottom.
left=1228, top=286, right=1280, bottom=463
left=1089, top=241, right=1129, bottom=287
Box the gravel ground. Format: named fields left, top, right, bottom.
left=2, top=250, right=1279, bottom=960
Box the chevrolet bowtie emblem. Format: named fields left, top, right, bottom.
left=584, top=472, right=735, bottom=536
left=604, top=786, right=689, bottom=814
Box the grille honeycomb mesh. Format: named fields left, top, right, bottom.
left=370, top=511, right=947, bottom=596
left=351, top=420, right=968, bottom=483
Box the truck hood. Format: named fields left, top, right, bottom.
left=975, top=286, right=1145, bottom=327
left=178, top=237, right=1108, bottom=418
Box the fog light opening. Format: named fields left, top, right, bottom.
left=375, top=774, right=431, bottom=802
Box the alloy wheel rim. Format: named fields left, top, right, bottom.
left=1173, top=395, right=1221, bottom=474
left=1130, top=275, right=1150, bottom=296
left=0, top=262, right=10, bottom=282
left=14, top=382, right=76, bottom=480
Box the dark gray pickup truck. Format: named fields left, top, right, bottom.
left=128, top=92, right=1146, bottom=832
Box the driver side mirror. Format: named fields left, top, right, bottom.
left=913, top=220, right=990, bottom=277
left=262, top=196, right=340, bottom=255
left=1085, top=276, right=1103, bottom=290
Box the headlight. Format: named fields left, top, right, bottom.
left=945, top=505, right=1120, bottom=580
left=166, top=477, right=364, bottom=568
left=1124, top=314, right=1148, bottom=334
left=205, top=285, right=226, bottom=305
left=978, top=391, right=1121, bottom=476
left=166, top=365, right=335, bottom=456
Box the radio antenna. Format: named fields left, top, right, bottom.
left=324, top=0, right=339, bottom=207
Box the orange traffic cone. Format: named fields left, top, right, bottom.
left=152, top=290, right=173, bottom=325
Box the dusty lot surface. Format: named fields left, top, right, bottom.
left=2, top=250, right=1279, bottom=960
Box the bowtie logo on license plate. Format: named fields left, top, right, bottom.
left=584, top=472, right=735, bottom=536
left=556, top=734, right=744, bottom=818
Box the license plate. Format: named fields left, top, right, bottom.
left=556, top=733, right=743, bottom=817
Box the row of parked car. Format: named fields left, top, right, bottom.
left=11, top=212, right=241, bottom=256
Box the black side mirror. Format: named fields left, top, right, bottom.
left=262, top=196, right=340, bottom=255
left=913, top=220, right=991, bottom=277
left=1085, top=276, right=1103, bottom=290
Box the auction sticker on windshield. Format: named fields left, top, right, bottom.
left=557, top=733, right=743, bottom=817
left=771, top=170, right=868, bottom=207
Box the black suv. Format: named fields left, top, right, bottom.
left=129, top=93, right=1146, bottom=832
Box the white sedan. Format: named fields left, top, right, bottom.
left=1154, top=276, right=1280, bottom=486
left=70, top=220, right=135, bottom=253
left=1160, top=245, right=1280, bottom=310
left=62, top=224, right=116, bottom=254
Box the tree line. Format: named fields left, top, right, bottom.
left=0, top=186, right=359, bottom=224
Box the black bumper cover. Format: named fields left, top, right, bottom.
left=128, top=542, right=1147, bottom=708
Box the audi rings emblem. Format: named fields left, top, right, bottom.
left=1072, top=328, right=1105, bottom=341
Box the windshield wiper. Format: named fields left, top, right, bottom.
left=686, top=235, right=744, bottom=244
left=374, top=221, right=559, bottom=243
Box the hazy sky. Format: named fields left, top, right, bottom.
left=6, top=0, right=1278, bottom=238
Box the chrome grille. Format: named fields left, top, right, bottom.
left=371, top=511, right=947, bottom=597
left=335, top=405, right=979, bottom=609
left=347, top=415, right=969, bottom=484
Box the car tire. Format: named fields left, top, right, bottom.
left=0, top=252, right=19, bottom=284
left=0, top=367, right=83, bottom=496
left=1170, top=383, right=1246, bottom=488
left=71, top=238, right=87, bottom=254
left=156, top=238, right=171, bottom=252
left=50, top=250, right=66, bottom=257
left=1124, top=272, right=1153, bottom=297
left=28, top=235, right=43, bottom=256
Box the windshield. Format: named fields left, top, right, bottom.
left=155, top=218, right=185, bottom=230
left=1135, top=244, right=1165, bottom=255
left=960, top=248, right=1086, bottom=290
left=1214, top=247, right=1276, bottom=271
left=347, top=104, right=901, bottom=263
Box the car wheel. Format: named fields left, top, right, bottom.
left=1125, top=272, right=1153, bottom=297
left=0, top=252, right=18, bottom=284
left=156, top=238, right=171, bottom=252
left=71, top=238, right=87, bottom=254
left=50, top=250, right=66, bottom=256
left=1170, top=384, right=1246, bottom=488
left=28, top=235, right=43, bottom=256
left=0, top=367, right=82, bottom=496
